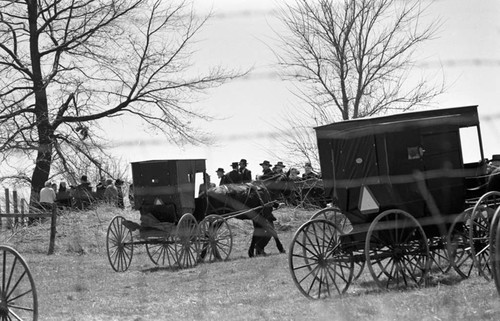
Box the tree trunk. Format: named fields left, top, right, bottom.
left=30, top=143, right=53, bottom=204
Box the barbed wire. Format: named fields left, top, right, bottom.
left=112, top=112, right=500, bottom=146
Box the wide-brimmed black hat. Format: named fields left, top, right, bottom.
left=230, top=162, right=239, bottom=168
left=260, top=160, right=271, bottom=166
left=216, top=168, right=225, bottom=173
left=274, top=161, right=285, bottom=168
left=239, top=159, right=248, bottom=165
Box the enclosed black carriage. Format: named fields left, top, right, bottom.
left=106, top=159, right=233, bottom=272
left=289, top=106, right=500, bottom=299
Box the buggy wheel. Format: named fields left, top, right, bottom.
left=175, top=213, right=201, bottom=269
left=198, top=215, right=233, bottom=262
left=428, top=236, right=450, bottom=274
left=468, top=192, right=500, bottom=280
left=447, top=209, right=474, bottom=278
left=145, top=236, right=177, bottom=267
left=106, top=216, right=134, bottom=272
left=365, top=209, right=430, bottom=290
left=310, top=207, right=364, bottom=279
left=490, top=207, right=500, bottom=293
left=0, top=245, right=38, bottom=321
left=288, top=219, right=354, bottom=299
left=310, top=207, right=353, bottom=234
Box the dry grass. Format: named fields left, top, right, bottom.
left=2, top=205, right=500, bottom=320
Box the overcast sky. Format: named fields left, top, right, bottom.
left=93, top=0, right=500, bottom=178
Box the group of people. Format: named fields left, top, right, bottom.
left=212, top=159, right=323, bottom=206
left=38, top=175, right=126, bottom=210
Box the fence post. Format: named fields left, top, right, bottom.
left=13, top=190, right=19, bottom=226
left=47, top=206, right=57, bottom=255
left=21, top=198, right=25, bottom=226
left=5, top=189, right=11, bottom=229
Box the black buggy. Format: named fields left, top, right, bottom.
left=105, top=159, right=234, bottom=272
left=105, top=158, right=284, bottom=272
left=288, top=105, right=500, bottom=299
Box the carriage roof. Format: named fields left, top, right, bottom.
left=315, top=105, right=479, bottom=139
left=315, top=105, right=485, bottom=226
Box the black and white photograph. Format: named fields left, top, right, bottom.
left=1, top=0, right=500, bottom=320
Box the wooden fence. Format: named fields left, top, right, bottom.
left=0, top=188, right=57, bottom=255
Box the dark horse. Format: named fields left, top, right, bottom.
left=195, top=182, right=286, bottom=257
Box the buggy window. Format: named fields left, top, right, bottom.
left=460, top=126, right=482, bottom=164
left=194, top=172, right=205, bottom=198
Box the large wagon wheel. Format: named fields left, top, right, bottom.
left=0, top=245, right=38, bottom=321
left=145, top=236, right=177, bottom=268
left=309, top=207, right=364, bottom=279
left=288, top=219, right=354, bottom=299
left=198, top=214, right=233, bottom=262
left=490, top=206, right=500, bottom=293
left=106, top=216, right=134, bottom=272
left=310, top=207, right=353, bottom=234
left=365, top=209, right=430, bottom=290
left=447, top=209, right=474, bottom=278
left=468, top=191, right=500, bottom=280
left=175, top=213, right=201, bottom=269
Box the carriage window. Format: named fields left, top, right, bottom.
left=193, top=172, right=205, bottom=198
left=460, top=126, right=482, bottom=164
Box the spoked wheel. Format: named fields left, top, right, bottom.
left=490, top=207, right=500, bottom=293
left=310, top=207, right=364, bottom=280
left=310, top=207, right=353, bottom=234
left=175, top=213, right=201, bottom=269
left=288, top=219, right=354, bottom=299
left=145, top=236, right=177, bottom=267
left=198, top=215, right=233, bottom=262
left=468, top=191, right=500, bottom=280
left=447, top=209, right=474, bottom=278
left=106, top=216, right=134, bottom=272
left=428, top=236, right=450, bottom=274
left=0, top=246, right=38, bottom=321
left=365, top=209, right=430, bottom=290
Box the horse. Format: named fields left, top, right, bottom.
left=194, top=182, right=286, bottom=257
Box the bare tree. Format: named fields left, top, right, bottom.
left=0, top=0, right=239, bottom=201
left=274, top=0, right=443, bottom=163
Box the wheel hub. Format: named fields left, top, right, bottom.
left=393, top=246, right=404, bottom=260
left=0, top=294, right=8, bottom=317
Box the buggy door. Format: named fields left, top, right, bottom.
left=421, top=130, right=465, bottom=215
left=384, top=129, right=426, bottom=217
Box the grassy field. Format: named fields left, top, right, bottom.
left=2, top=205, right=500, bottom=321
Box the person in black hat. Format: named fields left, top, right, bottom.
left=488, top=155, right=500, bottom=192
left=216, top=168, right=230, bottom=185
left=115, top=179, right=125, bottom=209
left=303, top=162, right=320, bottom=180
left=258, top=160, right=274, bottom=181
left=239, top=159, right=252, bottom=183
left=227, top=162, right=242, bottom=184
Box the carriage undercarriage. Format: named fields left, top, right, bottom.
left=106, top=213, right=233, bottom=272
left=288, top=192, right=500, bottom=299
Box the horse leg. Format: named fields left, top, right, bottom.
left=248, top=235, right=256, bottom=258
left=274, top=235, right=286, bottom=254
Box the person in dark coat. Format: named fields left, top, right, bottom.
left=302, top=162, right=320, bottom=180
left=258, top=160, right=274, bottom=181
left=115, top=179, right=125, bottom=209
left=216, top=168, right=231, bottom=186
left=487, top=155, right=500, bottom=192
left=239, top=159, right=252, bottom=183
left=227, top=162, right=242, bottom=184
